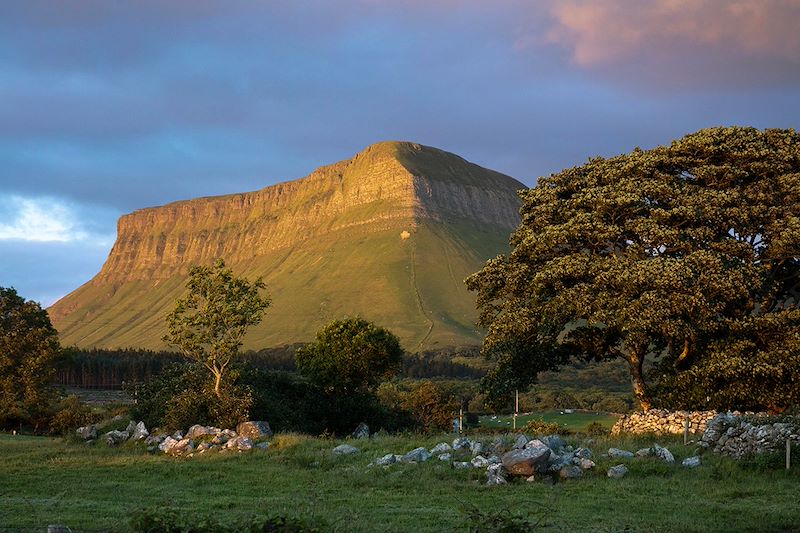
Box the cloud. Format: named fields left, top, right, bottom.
left=539, top=0, right=800, bottom=88
left=0, top=195, right=113, bottom=244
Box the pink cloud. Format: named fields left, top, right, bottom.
left=538, top=0, right=800, bottom=87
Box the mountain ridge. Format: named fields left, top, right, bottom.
left=49, top=141, right=525, bottom=351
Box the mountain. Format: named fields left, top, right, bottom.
left=49, top=141, right=525, bottom=351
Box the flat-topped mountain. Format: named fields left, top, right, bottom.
left=49, top=141, right=525, bottom=351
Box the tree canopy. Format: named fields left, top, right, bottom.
left=295, top=317, right=403, bottom=395
left=164, top=259, right=270, bottom=397
left=466, top=127, right=800, bottom=411
left=0, top=287, right=61, bottom=429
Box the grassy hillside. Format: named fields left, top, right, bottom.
left=52, top=218, right=509, bottom=351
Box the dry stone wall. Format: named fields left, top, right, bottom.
left=611, top=409, right=718, bottom=436
left=700, top=413, right=800, bottom=458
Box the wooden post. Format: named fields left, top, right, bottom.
left=684, top=416, right=690, bottom=445
left=512, top=390, right=518, bottom=431
left=787, top=439, right=791, bottom=472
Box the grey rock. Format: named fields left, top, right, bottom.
left=186, top=424, right=214, bottom=439
left=256, top=442, right=270, bottom=450
left=105, top=430, right=129, bottom=446
left=559, top=465, right=583, bottom=479
left=224, top=436, right=253, bottom=451
left=172, top=438, right=194, bottom=455
left=486, top=463, right=508, bottom=486
left=548, top=451, right=575, bottom=472
left=131, top=421, right=149, bottom=441
left=540, top=435, right=567, bottom=452
left=574, top=447, right=592, bottom=459
left=145, top=434, right=166, bottom=446
left=607, top=464, right=629, bottom=478
left=653, top=444, right=675, bottom=465
left=501, top=441, right=551, bottom=477
left=579, top=458, right=596, bottom=470
left=635, top=448, right=652, bottom=457
left=375, top=453, right=396, bottom=466
left=471, top=455, right=489, bottom=468
left=453, top=461, right=472, bottom=470
left=401, top=447, right=432, bottom=463
left=76, top=425, right=97, bottom=440
left=158, top=436, right=178, bottom=453
left=682, top=456, right=701, bottom=468
left=333, top=444, right=359, bottom=456
left=196, top=442, right=212, bottom=453
left=452, top=437, right=471, bottom=450
left=437, top=453, right=452, bottom=462
left=351, top=422, right=370, bottom=439
left=512, top=434, right=530, bottom=449
left=125, top=420, right=137, bottom=434
left=470, top=441, right=484, bottom=457
left=487, top=455, right=501, bottom=465
left=171, top=430, right=184, bottom=440
left=430, top=442, right=452, bottom=455
left=236, top=421, right=272, bottom=440
left=608, top=448, right=635, bottom=459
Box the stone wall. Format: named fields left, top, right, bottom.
left=700, top=413, right=800, bottom=458
left=611, top=409, right=718, bottom=436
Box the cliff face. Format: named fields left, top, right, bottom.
left=50, top=141, right=525, bottom=350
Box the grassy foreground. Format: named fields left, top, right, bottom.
left=1, top=432, right=799, bottom=532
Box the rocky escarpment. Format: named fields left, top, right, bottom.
left=49, top=142, right=525, bottom=350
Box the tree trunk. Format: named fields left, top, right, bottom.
left=213, top=370, right=222, bottom=397
left=627, top=350, right=652, bottom=411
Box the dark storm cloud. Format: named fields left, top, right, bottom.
left=1, top=1, right=799, bottom=304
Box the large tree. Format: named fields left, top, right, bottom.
left=0, top=287, right=61, bottom=429
left=164, top=259, right=270, bottom=397
left=467, top=127, right=800, bottom=411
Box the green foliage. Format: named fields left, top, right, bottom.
left=48, top=395, right=94, bottom=436
left=523, top=418, right=567, bottom=436
left=0, top=286, right=61, bottom=431
left=295, top=317, right=403, bottom=395
left=467, top=127, right=800, bottom=410
left=398, top=381, right=459, bottom=432
left=129, top=507, right=321, bottom=532
left=462, top=504, right=546, bottom=532
left=164, top=259, right=270, bottom=396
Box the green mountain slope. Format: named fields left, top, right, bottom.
left=49, top=142, right=524, bottom=351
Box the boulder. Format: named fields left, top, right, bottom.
left=438, top=453, right=452, bottom=462
left=653, top=444, right=675, bottom=465
left=159, top=436, right=178, bottom=453
left=579, top=458, right=596, bottom=470
left=105, top=430, right=129, bottom=446
left=452, top=461, right=471, bottom=469
left=145, top=434, right=166, bottom=446
left=470, top=441, right=484, bottom=457
left=76, top=425, right=97, bottom=440
left=635, top=448, right=652, bottom=457
left=131, top=422, right=149, bottom=441
left=486, top=464, right=508, bottom=486
left=125, top=420, right=137, bottom=434
left=608, top=448, right=634, bottom=459
left=540, top=435, right=567, bottom=452
left=559, top=465, right=583, bottom=479
left=224, top=436, right=253, bottom=451
left=401, top=447, right=432, bottom=463
left=607, top=464, right=628, bottom=478
left=430, top=442, right=452, bottom=455
left=682, top=456, right=701, bottom=468
left=171, top=438, right=194, bottom=455
left=187, top=424, right=215, bottom=440
left=547, top=451, right=575, bottom=473
left=236, top=421, right=272, bottom=440
left=196, top=442, right=212, bottom=453
left=512, top=434, right=530, bottom=449
left=351, top=422, right=370, bottom=439
left=471, top=455, right=489, bottom=468
left=574, top=447, right=592, bottom=459
left=333, top=444, right=359, bottom=456
left=375, top=453, right=397, bottom=466
left=501, top=441, right=551, bottom=477
left=452, top=437, right=471, bottom=450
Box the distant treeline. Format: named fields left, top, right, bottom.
left=55, top=345, right=486, bottom=389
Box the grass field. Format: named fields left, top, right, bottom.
left=2, top=432, right=799, bottom=532
left=479, top=410, right=620, bottom=432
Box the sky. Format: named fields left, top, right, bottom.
left=2, top=0, right=800, bottom=306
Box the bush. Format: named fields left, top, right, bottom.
left=48, top=395, right=94, bottom=436
left=399, top=381, right=459, bottom=432
left=523, top=418, right=567, bottom=436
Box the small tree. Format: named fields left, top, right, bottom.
left=295, top=317, right=403, bottom=395
left=164, top=259, right=270, bottom=397
left=0, top=287, right=61, bottom=430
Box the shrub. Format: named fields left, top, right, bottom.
left=399, top=381, right=459, bottom=432
left=523, top=418, right=567, bottom=436
left=48, top=395, right=94, bottom=436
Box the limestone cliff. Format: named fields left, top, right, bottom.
left=50, top=141, right=525, bottom=350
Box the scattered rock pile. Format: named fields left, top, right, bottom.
left=611, top=410, right=718, bottom=436
left=75, top=420, right=272, bottom=457
left=700, top=413, right=800, bottom=458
